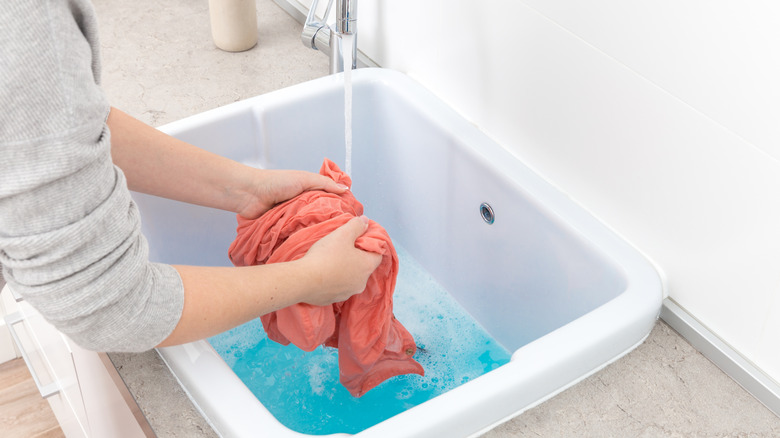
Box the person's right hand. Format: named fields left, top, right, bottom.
left=296, top=216, right=383, bottom=306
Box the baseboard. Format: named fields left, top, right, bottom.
left=661, top=298, right=780, bottom=418
left=272, top=0, right=306, bottom=24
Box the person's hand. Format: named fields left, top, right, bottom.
left=237, top=169, right=348, bottom=219
left=295, top=216, right=383, bottom=306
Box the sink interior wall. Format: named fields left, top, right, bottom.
left=250, top=82, right=628, bottom=351
left=135, top=80, right=629, bottom=354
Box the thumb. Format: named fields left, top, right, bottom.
left=339, top=215, right=370, bottom=242
left=310, top=174, right=350, bottom=193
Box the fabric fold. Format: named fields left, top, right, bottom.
left=228, top=158, right=423, bottom=397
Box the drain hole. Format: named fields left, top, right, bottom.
left=480, top=203, right=495, bottom=224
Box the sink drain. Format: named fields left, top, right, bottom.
left=480, top=203, right=495, bottom=224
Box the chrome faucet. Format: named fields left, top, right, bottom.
left=301, top=0, right=357, bottom=74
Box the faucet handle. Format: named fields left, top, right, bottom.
left=302, top=0, right=334, bottom=50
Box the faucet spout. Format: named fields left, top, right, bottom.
left=301, top=0, right=358, bottom=74
left=336, top=0, right=357, bottom=35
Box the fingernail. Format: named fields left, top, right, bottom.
left=336, top=183, right=349, bottom=190
left=359, top=215, right=369, bottom=225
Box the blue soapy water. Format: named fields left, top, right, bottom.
left=208, top=245, right=512, bottom=435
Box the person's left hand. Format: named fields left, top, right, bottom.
left=236, top=169, right=349, bottom=219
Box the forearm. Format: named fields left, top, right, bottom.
left=158, top=261, right=315, bottom=346
left=107, top=107, right=255, bottom=214
left=107, top=107, right=347, bottom=219
left=157, top=216, right=379, bottom=347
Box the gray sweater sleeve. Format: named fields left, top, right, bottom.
left=0, top=0, right=184, bottom=352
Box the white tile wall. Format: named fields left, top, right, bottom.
left=293, top=0, right=780, bottom=384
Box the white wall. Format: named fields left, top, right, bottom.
left=295, top=0, right=780, bottom=384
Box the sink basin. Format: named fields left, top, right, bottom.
left=133, top=68, right=663, bottom=437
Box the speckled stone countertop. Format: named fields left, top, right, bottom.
left=105, top=351, right=217, bottom=437
left=95, top=1, right=780, bottom=437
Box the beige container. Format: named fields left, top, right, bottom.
left=208, top=0, right=258, bottom=52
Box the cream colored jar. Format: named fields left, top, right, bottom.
left=208, top=0, right=258, bottom=52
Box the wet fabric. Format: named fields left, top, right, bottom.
left=228, top=159, right=423, bottom=397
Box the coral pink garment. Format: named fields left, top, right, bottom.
left=228, top=158, right=424, bottom=397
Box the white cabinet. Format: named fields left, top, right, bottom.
left=2, top=285, right=147, bottom=438
left=0, top=282, right=20, bottom=363
left=71, top=344, right=149, bottom=437
left=4, top=293, right=89, bottom=437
